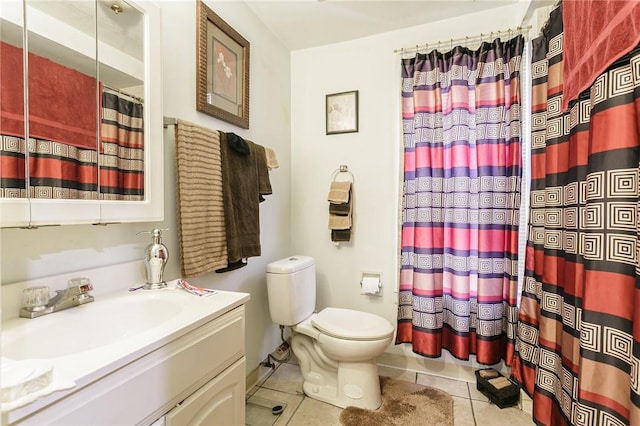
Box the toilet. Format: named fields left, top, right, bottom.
left=266, top=255, right=394, bottom=410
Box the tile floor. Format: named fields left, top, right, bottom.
left=245, top=356, right=535, bottom=426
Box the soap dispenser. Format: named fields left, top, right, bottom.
left=139, top=228, right=169, bottom=290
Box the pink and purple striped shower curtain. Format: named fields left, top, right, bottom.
left=396, top=36, right=524, bottom=365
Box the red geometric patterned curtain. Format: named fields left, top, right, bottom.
left=396, top=36, right=524, bottom=365
left=511, top=5, right=640, bottom=426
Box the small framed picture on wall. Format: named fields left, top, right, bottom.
left=326, top=90, right=358, bottom=135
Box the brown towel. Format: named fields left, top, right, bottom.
left=175, top=119, right=228, bottom=277
left=219, top=132, right=272, bottom=265
left=254, top=143, right=273, bottom=202
left=331, top=229, right=351, bottom=242
left=327, top=181, right=351, bottom=203
left=329, top=199, right=351, bottom=216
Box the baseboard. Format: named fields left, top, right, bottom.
left=245, top=360, right=278, bottom=393
left=377, top=350, right=509, bottom=383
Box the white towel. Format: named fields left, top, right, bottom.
left=1, top=357, right=75, bottom=412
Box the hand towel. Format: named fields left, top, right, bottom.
left=327, top=181, right=351, bottom=203
left=331, top=229, right=351, bottom=242
left=264, top=146, right=279, bottom=170
left=175, top=119, right=228, bottom=277
left=562, top=1, right=640, bottom=110
left=328, top=214, right=351, bottom=230
left=329, top=199, right=351, bottom=216
left=327, top=179, right=353, bottom=242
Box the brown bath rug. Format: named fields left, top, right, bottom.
left=340, top=376, right=454, bottom=426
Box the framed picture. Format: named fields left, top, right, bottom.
left=326, top=90, right=358, bottom=135
left=196, top=1, right=250, bottom=128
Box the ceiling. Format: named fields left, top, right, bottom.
left=243, top=0, right=522, bottom=51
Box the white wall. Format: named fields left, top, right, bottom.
left=290, top=2, right=531, bottom=374
left=0, top=0, right=291, bottom=376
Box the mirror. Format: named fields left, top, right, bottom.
left=0, top=0, right=162, bottom=226
left=25, top=0, right=100, bottom=200
left=0, top=0, right=27, bottom=199
left=97, top=0, right=145, bottom=201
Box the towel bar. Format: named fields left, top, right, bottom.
left=163, top=116, right=177, bottom=128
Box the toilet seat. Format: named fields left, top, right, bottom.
left=311, top=308, right=394, bottom=341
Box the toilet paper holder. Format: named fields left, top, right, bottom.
left=360, top=271, right=382, bottom=296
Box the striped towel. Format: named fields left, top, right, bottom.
left=175, top=119, right=228, bottom=277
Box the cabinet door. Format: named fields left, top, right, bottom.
left=0, top=0, right=163, bottom=228
left=166, top=358, right=246, bottom=426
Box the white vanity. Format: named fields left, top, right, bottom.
left=1, top=262, right=250, bottom=425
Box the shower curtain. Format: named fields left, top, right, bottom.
left=511, top=5, right=640, bottom=426
left=396, top=35, right=524, bottom=365
left=100, top=88, right=145, bottom=201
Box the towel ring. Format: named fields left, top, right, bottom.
left=331, top=165, right=354, bottom=183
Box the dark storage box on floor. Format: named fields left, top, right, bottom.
left=475, top=368, right=520, bottom=409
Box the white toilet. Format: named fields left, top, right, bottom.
left=266, top=255, right=394, bottom=410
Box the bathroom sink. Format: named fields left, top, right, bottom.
left=2, top=291, right=183, bottom=359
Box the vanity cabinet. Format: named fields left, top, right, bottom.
left=164, top=358, right=245, bottom=425
left=0, top=0, right=163, bottom=227
left=10, top=305, right=246, bottom=426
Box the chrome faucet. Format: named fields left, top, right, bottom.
left=20, top=278, right=94, bottom=319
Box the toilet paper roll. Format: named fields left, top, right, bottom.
left=361, top=276, right=381, bottom=295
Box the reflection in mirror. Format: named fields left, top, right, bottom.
left=25, top=0, right=99, bottom=200
left=0, top=0, right=147, bottom=203
left=0, top=1, right=27, bottom=198
left=97, top=0, right=145, bottom=201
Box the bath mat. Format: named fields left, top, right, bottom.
left=339, top=376, right=454, bottom=426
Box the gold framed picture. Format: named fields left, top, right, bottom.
left=196, top=1, right=250, bottom=128
left=326, top=90, right=358, bottom=135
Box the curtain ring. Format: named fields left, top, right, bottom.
left=509, top=28, right=512, bottom=40
left=480, top=33, right=483, bottom=44
left=465, top=36, right=468, bottom=47
left=450, top=38, right=453, bottom=51
left=490, top=31, right=494, bottom=42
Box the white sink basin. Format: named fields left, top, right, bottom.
left=2, top=291, right=183, bottom=359
left=0, top=262, right=250, bottom=424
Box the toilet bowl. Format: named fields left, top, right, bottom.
left=291, top=308, right=394, bottom=409
left=265, top=256, right=395, bottom=410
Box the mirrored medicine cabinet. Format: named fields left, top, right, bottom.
left=0, top=0, right=163, bottom=227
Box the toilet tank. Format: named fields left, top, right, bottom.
left=266, top=256, right=316, bottom=326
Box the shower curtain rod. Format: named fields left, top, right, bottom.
left=103, top=84, right=144, bottom=103
left=393, top=25, right=532, bottom=54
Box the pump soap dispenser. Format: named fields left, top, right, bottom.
left=139, top=228, right=169, bottom=290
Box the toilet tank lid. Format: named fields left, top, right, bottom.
left=312, top=308, right=394, bottom=340
left=266, top=256, right=315, bottom=274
